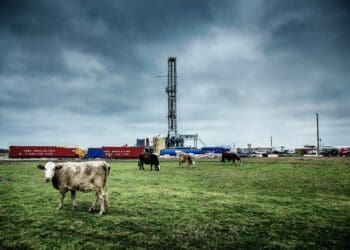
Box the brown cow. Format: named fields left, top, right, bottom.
left=221, top=152, right=241, bottom=165
left=177, top=152, right=195, bottom=166
left=138, top=153, right=160, bottom=171
left=37, top=161, right=110, bottom=216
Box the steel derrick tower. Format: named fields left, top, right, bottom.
left=166, top=57, right=184, bottom=147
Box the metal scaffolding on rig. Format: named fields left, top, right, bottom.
left=166, top=57, right=184, bottom=147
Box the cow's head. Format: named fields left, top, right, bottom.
left=37, top=162, right=63, bottom=182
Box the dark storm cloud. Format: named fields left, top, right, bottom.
left=0, top=0, right=219, bottom=118
left=262, top=0, right=350, bottom=67
left=0, top=0, right=349, bottom=148
left=0, top=0, right=217, bottom=75
left=260, top=0, right=350, bottom=125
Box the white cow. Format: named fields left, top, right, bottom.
left=37, top=161, right=110, bottom=216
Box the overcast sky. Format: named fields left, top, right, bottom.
left=0, top=0, right=349, bottom=149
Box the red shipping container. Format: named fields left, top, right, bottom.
left=9, top=146, right=78, bottom=158
left=55, top=147, right=79, bottom=158
left=102, top=146, right=144, bottom=159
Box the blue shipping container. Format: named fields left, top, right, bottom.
left=182, top=149, right=201, bottom=154
left=200, top=147, right=230, bottom=154
left=160, top=148, right=201, bottom=156
left=87, top=148, right=105, bottom=158
left=160, top=149, right=177, bottom=156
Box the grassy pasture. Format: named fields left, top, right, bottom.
left=0, top=152, right=8, bottom=157
left=0, top=158, right=349, bottom=249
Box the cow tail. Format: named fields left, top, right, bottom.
left=104, top=162, right=110, bottom=208
left=104, top=162, right=110, bottom=191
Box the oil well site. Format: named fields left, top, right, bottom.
left=1, top=1, right=350, bottom=249
left=1, top=57, right=349, bottom=249
left=2, top=57, right=349, bottom=160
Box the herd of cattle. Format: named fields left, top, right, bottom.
left=37, top=152, right=241, bottom=215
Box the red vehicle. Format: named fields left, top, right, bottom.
left=9, top=146, right=78, bottom=158
left=102, top=146, right=144, bottom=159
left=294, top=148, right=313, bottom=155
left=339, top=147, right=350, bottom=157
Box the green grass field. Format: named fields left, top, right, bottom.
left=0, top=158, right=349, bottom=249
left=0, top=152, right=8, bottom=157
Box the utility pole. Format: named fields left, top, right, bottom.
left=270, top=136, right=273, bottom=149
left=316, top=113, right=319, bottom=156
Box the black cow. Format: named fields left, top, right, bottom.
left=221, top=152, right=241, bottom=165
left=138, top=153, right=160, bottom=171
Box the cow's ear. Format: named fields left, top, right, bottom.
left=37, top=164, right=45, bottom=170
left=55, top=165, right=63, bottom=170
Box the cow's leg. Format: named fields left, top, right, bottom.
left=189, top=158, right=193, bottom=166
left=138, top=160, right=143, bottom=170
left=89, top=192, right=99, bottom=212
left=71, top=190, right=77, bottom=209
left=104, top=188, right=109, bottom=209
left=58, top=191, right=66, bottom=209
left=98, top=190, right=106, bottom=216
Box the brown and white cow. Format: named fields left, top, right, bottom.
left=37, top=161, right=110, bottom=216
left=177, top=152, right=195, bottom=166
left=221, top=152, right=241, bottom=165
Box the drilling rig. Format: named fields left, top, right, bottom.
left=166, top=57, right=184, bottom=147
left=165, top=57, right=201, bottom=148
